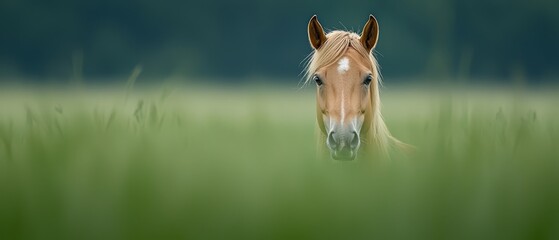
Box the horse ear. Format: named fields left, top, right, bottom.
left=360, top=15, right=380, bottom=52
left=308, top=15, right=327, bottom=50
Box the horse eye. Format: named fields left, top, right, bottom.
left=313, top=75, right=323, bottom=86
left=363, top=75, right=373, bottom=86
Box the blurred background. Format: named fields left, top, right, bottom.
left=1, top=0, right=558, bottom=84
left=2, top=1, right=559, bottom=239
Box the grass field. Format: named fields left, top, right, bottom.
left=0, top=84, right=558, bottom=239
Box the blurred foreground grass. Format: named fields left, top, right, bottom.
left=0, top=85, right=558, bottom=239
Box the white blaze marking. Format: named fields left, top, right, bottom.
left=337, top=57, right=350, bottom=74
left=340, top=91, right=345, bottom=124
left=338, top=58, right=349, bottom=124
left=337, top=57, right=349, bottom=125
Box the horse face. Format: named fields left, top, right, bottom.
left=308, top=15, right=379, bottom=160
left=313, top=50, right=373, bottom=160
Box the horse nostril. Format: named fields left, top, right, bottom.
left=350, top=131, right=360, bottom=149
left=327, top=131, right=338, bottom=148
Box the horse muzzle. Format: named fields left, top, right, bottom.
left=326, top=130, right=360, bottom=161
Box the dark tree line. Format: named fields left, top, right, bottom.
left=0, top=0, right=557, bottom=82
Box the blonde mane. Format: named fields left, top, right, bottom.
left=305, top=30, right=403, bottom=156
left=304, top=31, right=380, bottom=85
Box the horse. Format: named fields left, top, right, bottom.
left=305, top=15, right=408, bottom=161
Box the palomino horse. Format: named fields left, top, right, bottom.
left=305, top=15, right=407, bottom=160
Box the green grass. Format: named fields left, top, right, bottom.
left=0, top=85, right=558, bottom=239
